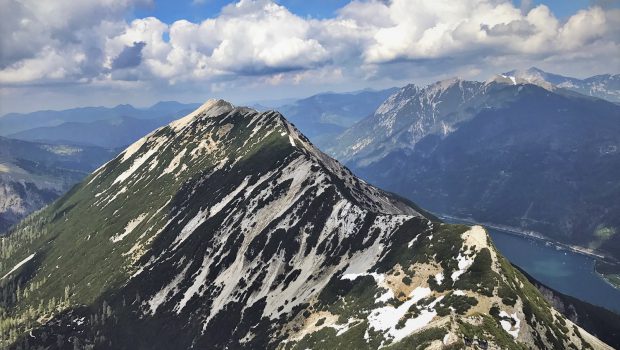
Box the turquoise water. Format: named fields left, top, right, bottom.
left=487, top=228, right=620, bottom=313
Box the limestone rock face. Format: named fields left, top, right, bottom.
left=0, top=101, right=611, bottom=349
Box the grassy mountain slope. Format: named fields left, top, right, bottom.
left=0, top=101, right=610, bottom=349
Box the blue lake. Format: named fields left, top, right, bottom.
left=487, top=228, right=620, bottom=313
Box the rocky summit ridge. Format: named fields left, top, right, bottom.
left=0, top=100, right=611, bottom=349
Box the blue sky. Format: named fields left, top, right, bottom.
left=521, top=0, right=590, bottom=18
left=1, top=0, right=618, bottom=114
left=134, top=0, right=593, bottom=23
left=134, top=0, right=353, bottom=23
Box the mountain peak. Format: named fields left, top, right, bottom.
left=503, top=66, right=546, bottom=77
left=100, top=100, right=418, bottom=219
left=0, top=95, right=612, bottom=349
left=526, top=66, right=545, bottom=73
left=511, top=66, right=545, bottom=75
left=487, top=71, right=556, bottom=90
left=486, top=74, right=519, bottom=86
left=168, top=99, right=235, bottom=131
left=428, top=77, right=462, bottom=91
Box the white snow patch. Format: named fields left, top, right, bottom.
left=161, top=148, right=187, bottom=176
left=210, top=176, right=250, bottom=217
left=100, top=186, right=127, bottom=208
left=376, top=289, right=394, bottom=303
left=288, top=134, right=296, bottom=147
left=335, top=325, right=350, bottom=336
left=349, top=137, right=372, bottom=153
left=120, top=137, right=148, bottom=162
left=113, top=147, right=158, bottom=184
left=147, top=264, right=190, bottom=314
left=499, top=311, right=520, bottom=338
left=450, top=253, right=474, bottom=282
left=173, top=209, right=208, bottom=248
left=86, top=159, right=113, bottom=185
left=176, top=255, right=211, bottom=313
left=407, top=235, right=419, bottom=248
left=367, top=287, right=441, bottom=343
left=172, top=177, right=250, bottom=248
left=341, top=272, right=385, bottom=284
left=111, top=213, right=147, bottom=243
left=451, top=225, right=487, bottom=281
left=409, top=286, right=432, bottom=303
left=2, top=253, right=35, bottom=279
left=434, top=272, right=444, bottom=285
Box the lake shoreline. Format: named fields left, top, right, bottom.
left=436, top=213, right=614, bottom=262
left=437, top=214, right=620, bottom=313
left=438, top=213, right=620, bottom=293
left=596, top=271, right=620, bottom=290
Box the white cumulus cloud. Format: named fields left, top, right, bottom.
left=0, top=0, right=618, bottom=112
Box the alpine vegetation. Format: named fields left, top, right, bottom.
left=0, top=101, right=612, bottom=349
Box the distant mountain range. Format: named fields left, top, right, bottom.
left=0, top=102, right=202, bottom=233
left=10, top=115, right=180, bottom=148
left=327, top=71, right=620, bottom=271
left=0, top=137, right=116, bottom=233
left=500, top=67, right=620, bottom=103
left=0, top=101, right=609, bottom=349
left=0, top=101, right=200, bottom=147
left=2, top=68, right=618, bottom=253
left=277, top=88, right=398, bottom=147
left=2, top=90, right=394, bottom=151
left=0, top=90, right=394, bottom=235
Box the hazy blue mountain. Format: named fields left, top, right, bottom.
left=1, top=101, right=607, bottom=349
left=0, top=137, right=116, bottom=233
left=4, top=88, right=396, bottom=150
left=503, top=67, right=620, bottom=103
left=10, top=115, right=179, bottom=148
left=146, top=101, right=201, bottom=114
left=0, top=101, right=200, bottom=136
left=329, top=79, right=620, bottom=267
left=3, top=88, right=395, bottom=149
left=277, top=88, right=398, bottom=147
